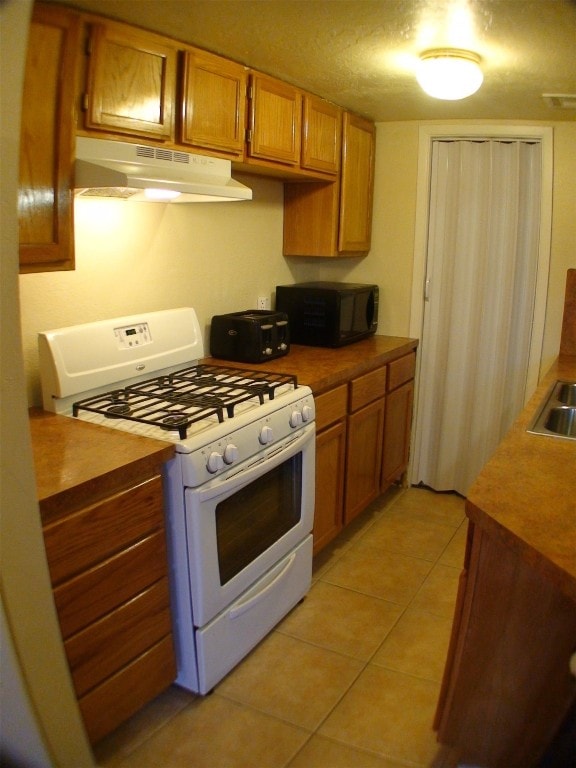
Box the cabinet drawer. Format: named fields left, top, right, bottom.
left=65, top=578, right=172, bottom=697
left=53, top=531, right=167, bottom=639
left=388, top=352, right=416, bottom=391
left=349, top=366, right=387, bottom=412
left=315, top=384, right=347, bottom=431
left=43, top=476, right=164, bottom=585
left=78, top=635, right=176, bottom=744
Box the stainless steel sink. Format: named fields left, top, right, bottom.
left=557, top=382, right=576, bottom=406
left=528, top=380, right=576, bottom=441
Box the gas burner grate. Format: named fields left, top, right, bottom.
left=190, top=364, right=298, bottom=401
left=71, top=365, right=298, bottom=438
left=72, top=388, right=224, bottom=440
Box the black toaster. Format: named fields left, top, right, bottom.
left=209, top=310, right=290, bottom=363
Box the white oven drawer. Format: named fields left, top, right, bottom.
left=194, top=535, right=312, bottom=694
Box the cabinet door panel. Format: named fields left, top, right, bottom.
left=79, top=635, right=176, bottom=744
left=85, top=23, right=177, bottom=139
left=54, top=531, right=167, bottom=639
left=181, top=49, right=247, bottom=157
left=19, top=4, right=79, bottom=272
left=314, top=420, right=346, bottom=554
left=43, top=476, right=164, bottom=585
left=65, top=578, right=172, bottom=697
left=248, top=73, right=301, bottom=164
left=345, top=397, right=385, bottom=523
left=382, top=380, right=414, bottom=488
left=315, top=384, right=348, bottom=431
left=338, top=112, right=375, bottom=252
left=302, top=95, right=341, bottom=175
left=349, top=366, right=387, bottom=412
left=388, top=352, right=416, bottom=392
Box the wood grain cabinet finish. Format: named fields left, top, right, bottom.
left=180, top=48, right=247, bottom=158
left=301, top=94, right=342, bottom=176
left=246, top=72, right=302, bottom=166
left=19, top=3, right=80, bottom=273
left=313, top=385, right=347, bottom=553
left=381, top=352, right=416, bottom=490
left=436, top=521, right=576, bottom=767
left=84, top=21, right=178, bottom=140
left=338, top=112, right=375, bottom=252
left=42, top=475, right=176, bottom=744
left=283, top=111, right=375, bottom=257
left=313, top=351, right=416, bottom=551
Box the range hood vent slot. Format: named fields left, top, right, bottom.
left=74, top=137, right=252, bottom=203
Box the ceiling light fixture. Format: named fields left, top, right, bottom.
left=416, top=49, right=483, bottom=100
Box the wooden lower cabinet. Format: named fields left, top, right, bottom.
left=42, top=475, right=176, bottom=744
left=313, top=350, right=416, bottom=553
left=345, top=397, right=385, bottom=523
left=313, top=385, right=347, bottom=554
left=381, top=379, right=414, bottom=490
left=436, top=520, right=576, bottom=767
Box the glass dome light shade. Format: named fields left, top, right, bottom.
left=416, top=49, right=483, bottom=100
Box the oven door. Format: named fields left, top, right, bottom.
left=184, top=423, right=315, bottom=627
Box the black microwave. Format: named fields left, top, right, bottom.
left=275, top=282, right=379, bottom=347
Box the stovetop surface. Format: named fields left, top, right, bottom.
left=72, top=364, right=299, bottom=441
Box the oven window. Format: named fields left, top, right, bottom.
left=215, top=453, right=302, bottom=585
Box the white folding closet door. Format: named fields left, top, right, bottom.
left=412, top=138, right=542, bottom=495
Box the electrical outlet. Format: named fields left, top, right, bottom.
left=257, top=296, right=270, bottom=310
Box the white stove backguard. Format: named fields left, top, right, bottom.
left=38, top=307, right=203, bottom=412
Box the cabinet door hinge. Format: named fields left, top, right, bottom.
left=82, top=93, right=89, bottom=112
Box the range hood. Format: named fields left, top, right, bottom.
left=74, top=137, right=252, bottom=203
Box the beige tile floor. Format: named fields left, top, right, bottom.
left=94, top=486, right=467, bottom=768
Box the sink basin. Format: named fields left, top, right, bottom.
left=557, top=382, right=576, bottom=406
left=544, top=406, right=576, bottom=437
left=528, top=380, right=576, bottom=441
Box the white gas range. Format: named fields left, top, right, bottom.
left=38, top=307, right=315, bottom=694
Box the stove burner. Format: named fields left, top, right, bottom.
left=106, top=403, right=132, bottom=417
left=161, top=414, right=190, bottom=430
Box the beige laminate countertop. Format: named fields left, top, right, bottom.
left=466, top=355, right=576, bottom=602
left=208, top=335, right=419, bottom=394
left=29, top=408, right=175, bottom=524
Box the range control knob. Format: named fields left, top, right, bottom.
left=206, top=451, right=224, bottom=473
left=223, top=443, right=239, bottom=464
left=289, top=410, right=303, bottom=428
left=259, top=425, right=274, bottom=445
left=302, top=405, right=313, bottom=422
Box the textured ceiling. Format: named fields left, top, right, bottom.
left=47, top=0, right=576, bottom=122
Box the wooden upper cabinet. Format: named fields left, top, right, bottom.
left=246, top=72, right=302, bottom=166
left=301, top=95, right=341, bottom=175
left=19, top=3, right=80, bottom=273
left=84, top=22, right=178, bottom=140
left=180, top=49, right=247, bottom=158
left=283, top=110, right=375, bottom=257
left=338, top=112, right=375, bottom=252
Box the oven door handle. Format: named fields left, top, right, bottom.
left=228, top=551, right=297, bottom=620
